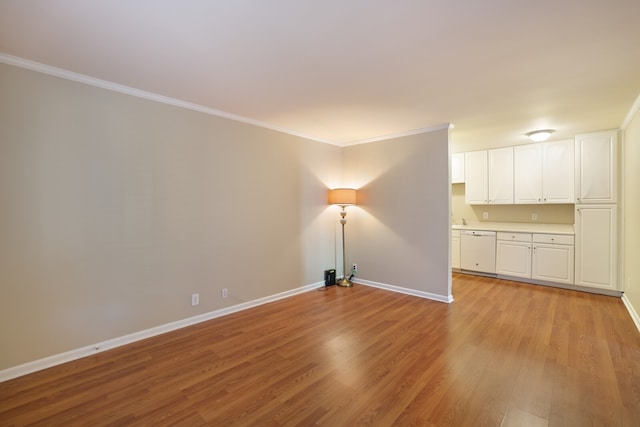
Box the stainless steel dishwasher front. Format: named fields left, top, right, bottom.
left=460, top=230, right=497, bottom=274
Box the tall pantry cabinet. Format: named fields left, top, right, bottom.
left=574, top=130, right=619, bottom=290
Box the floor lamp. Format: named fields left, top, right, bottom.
left=328, top=188, right=357, bottom=287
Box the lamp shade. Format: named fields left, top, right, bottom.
left=328, top=188, right=356, bottom=206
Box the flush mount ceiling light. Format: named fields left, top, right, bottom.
left=526, top=129, right=555, bottom=142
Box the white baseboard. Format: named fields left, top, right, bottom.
left=0, top=282, right=322, bottom=383
left=353, top=278, right=454, bottom=303
left=622, top=294, right=640, bottom=334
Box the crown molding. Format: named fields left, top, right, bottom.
left=341, top=123, right=452, bottom=147
left=0, top=52, right=449, bottom=147
left=621, top=93, right=640, bottom=130
left=0, top=52, right=338, bottom=145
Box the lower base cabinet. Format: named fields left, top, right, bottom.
left=496, top=232, right=574, bottom=285
left=451, top=230, right=460, bottom=269
left=575, top=204, right=617, bottom=290
left=532, top=238, right=575, bottom=285
left=496, top=233, right=532, bottom=278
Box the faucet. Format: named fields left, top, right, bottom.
left=462, top=218, right=467, bottom=225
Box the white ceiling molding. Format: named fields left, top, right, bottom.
left=0, top=2, right=638, bottom=148
left=621, top=93, right=640, bottom=130
left=0, top=52, right=453, bottom=147
left=342, top=123, right=452, bottom=147
left=0, top=52, right=337, bottom=145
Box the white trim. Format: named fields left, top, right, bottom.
left=622, top=294, right=640, bottom=334
left=0, top=281, right=322, bottom=383
left=353, top=278, right=454, bottom=303
left=342, top=123, right=452, bottom=147
left=0, top=52, right=336, bottom=146
left=0, top=52, right=448, bottom=148
left=621, top=93, right=640, bottom=130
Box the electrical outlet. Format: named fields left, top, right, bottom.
left=531, top=212, right=538, bottom=221
left=352, top=263, right=358, bottom=273
left=191, top=293, right=199, bottom=306
left=482, top=212, right=489, bottom=220
left=222, top=288, right=228, bottom=299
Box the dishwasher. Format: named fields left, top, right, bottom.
left=460, top=230, right=497, bottom=274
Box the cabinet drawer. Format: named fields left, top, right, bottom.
left=533, top=234, right=574, bottom=245
left=497, top=232, right=532, bottom=242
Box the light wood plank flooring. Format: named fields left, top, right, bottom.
left=1, top=273, right=639, bottom=426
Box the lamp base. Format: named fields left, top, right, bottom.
left=337, top=278, right=353, bottom=287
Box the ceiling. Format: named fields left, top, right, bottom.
left=1, top=0, right=639, bottom=149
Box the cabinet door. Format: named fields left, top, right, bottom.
left=451, top=236, right=461, bottom=269
left=465, top=150, right=488, bottom=204
left=451, top=153, right=465, bottom=184
left=496, top=240, right=531, bottom=278
left=575, top=204, right=617, bottom=289
left=543, top=139, right=574, bottom=203
left=514, top=143, right=542, bottom=204
left=488, top=147, right=514, bottom=204
left=575, top=131, right=617, bottom=203
left=532, top=244, right=574, bottom=284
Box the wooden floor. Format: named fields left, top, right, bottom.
left=1, top=273, right=640, bottom=426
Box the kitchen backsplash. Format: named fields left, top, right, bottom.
left=451, top=184, right=575, bottom=224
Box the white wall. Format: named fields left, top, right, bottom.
left=0, top=63, right=342, bottom=370
left=623, top=104, right=640, bottom=321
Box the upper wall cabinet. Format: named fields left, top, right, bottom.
left=575, top=130, right=618, bottom=204
left=514, top=139, right=574, bottom=204
left=488, top=147, right=514, bottom=204
left=543, top=139, right=575, bottom=203
left=451, top=153, right=465, bottom=184
left=465, top=150, right=488, bottom=204
left=514, top=143, right=542, bottom=204
left=465, top=147, right=513, bottom=204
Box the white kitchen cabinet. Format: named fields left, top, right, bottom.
left=514, top=143, right=542, bottom=204
left=542, top=139, right=574, bottom=203
left=464, top=148, right=513, bottom=204
left=496, top=232, right=532, bottom=278
left=575, top=204, right=617, bottom=290
left=488, top=147, right=514, bottom=204
left=531, top=234, right=574, bottom=285
left=451, top=153, right=465, bottom=184
left=575, top=130, right=617, bottom=204
left=514, top=140, right=574, bottom=204
left=451, top=229, right=461, bottom=269
left=465, top=150, right=488, bottom=204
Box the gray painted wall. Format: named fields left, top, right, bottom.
left=0, top=63, right=451, bottom=371
left=343, top=130, right=451, bottom=299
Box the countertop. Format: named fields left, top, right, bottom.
left=452, top=221, right=574, bottom=235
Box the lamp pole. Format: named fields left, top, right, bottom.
left=338, top=205, right=352, bottom=287
left=327, top=188, right=356, bottom=287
